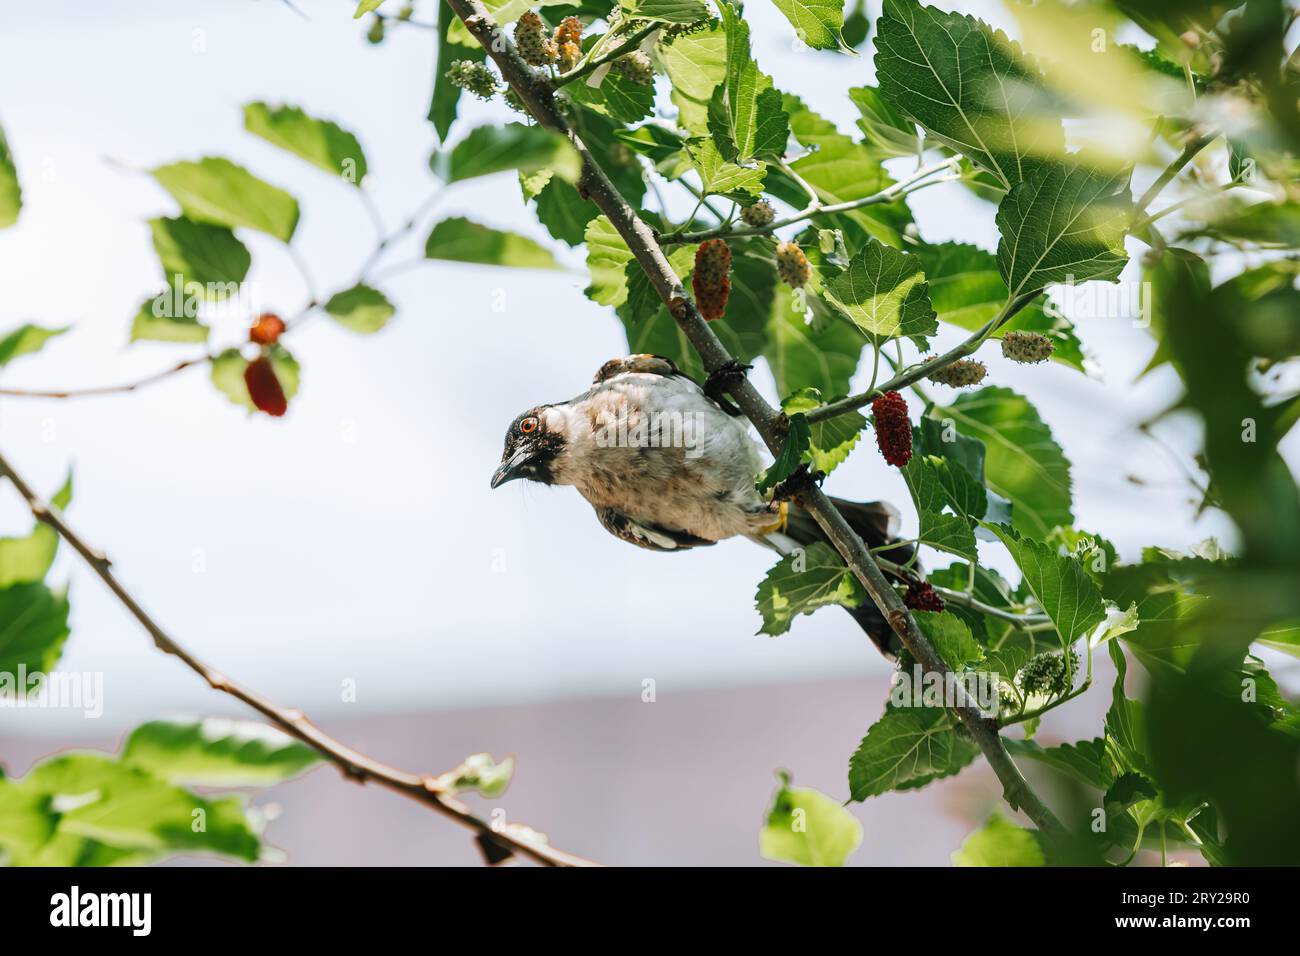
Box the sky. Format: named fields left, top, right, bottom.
left=1, top=0, right=1294, bottom=737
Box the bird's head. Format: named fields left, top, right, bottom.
left=491, top=406, right=567, bottom=488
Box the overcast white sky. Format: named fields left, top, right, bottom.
left=1, top=0, right=1291, bottom=737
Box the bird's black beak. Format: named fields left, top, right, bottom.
left=491, top=449, right=534, bottom=489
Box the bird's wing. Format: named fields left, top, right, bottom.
left=593, top=505, right=717, bottom=552
left=591, top=354, right=683, bottom=384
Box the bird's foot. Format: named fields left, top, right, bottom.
left=771, top=463, right=826, bottom=503
left=703, top=360, right=751, bottom=417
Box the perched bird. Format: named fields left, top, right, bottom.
left=490, top=354, right=913, bottom=654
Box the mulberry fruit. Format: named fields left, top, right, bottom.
left=740, top=200, right=775, bottom=228
left=692, top=239, right=731, bottom=321
left=244, top=356, right=287, bottom=417
left=366, top=16, right=385, bottom=44
left=1000, top=331, right=1054, bottom=364
left=904, top=580, right=945, bottom=612
left=248, top=312, right=285, bottom=346
left=445, top=60, right=499, bottom=101
left=554, top=16, right=583, bottom=71
left=774, top=240, right=810, bottom=288
left=1017, top=650, right=1079, bottom=696
left=515, top=11, right=556, bottom=66
left=927, top=357, right=987, bottom=388
left=872, top=390, right=912, bottom=467
left=610, top=51, right=654, bottom=85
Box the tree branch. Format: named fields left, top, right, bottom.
left=0, top=449, right=598, bottom=868
left=448, top=0, right=1070, bottom=844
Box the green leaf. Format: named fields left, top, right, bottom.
left=916, top=610, right=984, bottom=669
left=874, top=0, right=1065, bottom=190
left=436, top=123, right=582, bottom=185
left=621, top=0, right=708, bottom=23
left=756, top=413, right=811, bottom=494
left=708, top=2, right=790, bottom=164
left=585, top=216, right=635, bottom=307
left=1103, top=564, right=1208, bottom=677
left=565, top=62, right=655, bottom=125
left=121, top=718, right=320, bottom=787
left=659, top=22, right=727, bottom=135
left=1003, top=737, right=1113, bottom=789
left=0, top=473, right=72, bottom=589
left=822, top=239, right=936, bottom=345
left=901, top=455, right=980, bottom=561
left=0, top=582, right=71, bottom=680
left=424, top=216, right=561, bottom=270
left=0, top=324, right=66, bottom=369
left=210, top=345, right=300, bottom=411
left=130, top=297, right=209, bottom=344
left=323, top=284, right=395, bottom=334
left=151, top=158, right=299, bottom=243
left=534, top=177, right=597, bottom=246
left=759, top=772, right=863, bottom=866
left=952, top=813, right=1045, bottom=866
left=916, top=242, right=1087, bottom=373
left=768, top=0, right=850, bottom=52
left=14, top=754, right=260, bottom=863
left=765, top=282, right=865, bottom=399
left=243, top=102, right=368, bottom=185
left=931, top=387, right=1072, bottom=539
left=429, top=0, right=481, bottom=141
left=988, top=525, right=1105, bottom=643
left=782, top=388, right=863, bottom=476
left=848, top=85, right=918, bottom=157
left=996, top=160, right=1132, bottom=299
left=149, top=216, right=251, bottom=298
left=755, top=541, right=867, bottom=636
left=685, top=137, right=765, bottom=200
left=849, top=707, right=978, bottom=799
left=0, top=123, right=20, bottom=229
left=354, top=0, right=385, bottom=17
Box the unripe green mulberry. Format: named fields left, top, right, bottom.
left=740, top=200, right=775, bottom=228
left=515, top=11, right=556, bottom=66
left=692, top=239, right=731, bottom=321
left=366, top=16, right=386, bottom=44
left=446, top=60, right=499, bottom=102
left=610, top=51, right=654, bottom=85
left=774, top=240, right=810, bottom=288
left=1017, top=650, right=1079, bottom=696
left=1001, top=330, right=1054, bottom=364
left=927, top=358, right=987, bottom=388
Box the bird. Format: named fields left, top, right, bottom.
left=490, top=354, right=914, bottom=655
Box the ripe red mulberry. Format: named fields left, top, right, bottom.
left=774, top=240, right=810, bottom=288
left=904, top=580, right=945, bottom=612
left=740, top=200, right=775, bottom=228
left=927, top=357, right=986, bottom=388
left=515, top=11, right=557, bottom=66
left=249, top=312, right=285, bottom=346
left=692, top=239, right=731, bottom=321
left=1001, top=331, right=1054, bottom=364
left=872, top=390, right=912, bottom=467
left=244, top=356, right=288, bottom=417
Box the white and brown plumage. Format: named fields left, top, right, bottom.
left=491, top=354, right=912, bottom=653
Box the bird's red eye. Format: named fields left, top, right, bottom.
left=520, top=417, right=538, bottom=434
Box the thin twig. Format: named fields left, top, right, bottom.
left=661, top=158, right=961, bottom=245
left=0, top=355, right=213, bottom=400
left=0, top=449, right=598, bottom=868
left=450, top=0, right=1071, bottom=844
left=1132, top=132, right=1218, bottom=220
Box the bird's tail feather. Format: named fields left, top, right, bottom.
left=768, top=497, right=917, bottom=658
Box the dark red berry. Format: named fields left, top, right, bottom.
left=904, top=580, right=945, bottom=612
left=244, top=356, right=287, bottom=417
left=872, top=390, right=912, bottom=467
left=692, top=239, right=731, bottom=321
left=249, top=312, right=286, bottom=346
